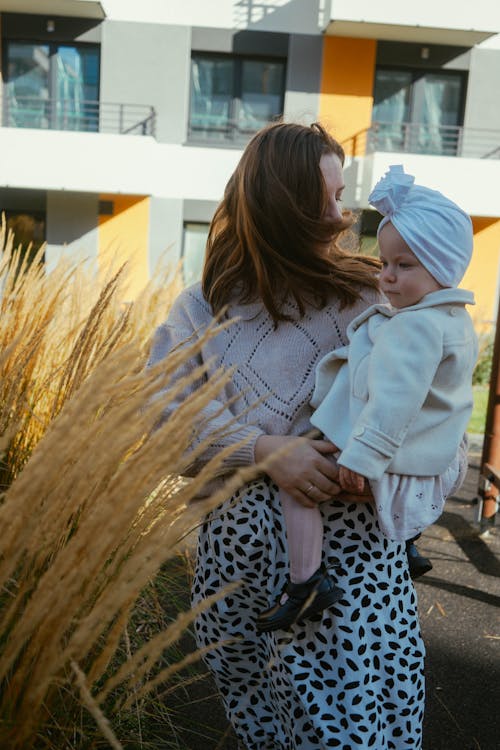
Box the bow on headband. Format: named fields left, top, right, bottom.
left=367, top=164, right=473, bottom=288
left=368, top=164, right=415, bottom=217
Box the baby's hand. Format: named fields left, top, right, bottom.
left=339, top=466, right=366, bottom=494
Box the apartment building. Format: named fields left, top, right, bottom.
left=1, top=0, right=500, bottom=326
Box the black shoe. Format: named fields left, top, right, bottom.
left=256, top=565, right=343, bottom=633
left=406, top=541, right=433, bottom=580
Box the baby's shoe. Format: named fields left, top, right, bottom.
left=406, top=540, right=433, bottom=579
left=256, top=565, right=343, bottom=633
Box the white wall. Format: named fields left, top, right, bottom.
left=100, top=0, right=329, bottom=34
left=329, top=0, right=500, bottom=33
left=347, top=152, right=500, bottom=217
left=45, top=191, right=99, bottom=272
left=148, top=196, right=183, bottom=276
left=0, top=127, right=242, bottom=202
left=3, top=127, right=500, bottom=217
left=478, top=33, right=500, bottom=49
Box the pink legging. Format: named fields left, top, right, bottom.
left=279, top=490, right=323, bottom=583
left=279, top=435, right=470, bottom=584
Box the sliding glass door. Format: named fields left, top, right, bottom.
left=371, top=69, right=412, bottom=151
left=4, top=42, right=100, bottom=131
left=415, top=72, right=463, bottom=154
left=189, top=53, right=286, bottom=142
left=4, top=43, right=50, bottom=128
left=372, top=67, right=466, bottom=155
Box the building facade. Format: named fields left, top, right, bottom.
left=1, top=0, right=500, bottom=326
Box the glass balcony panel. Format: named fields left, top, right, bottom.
left=415, top=73, right=463, bottom=155
left=5, top=43, right=50, bottom=129
left=190, top=57, right=234, bottom=137
left=55, top=46, right=100, bottom=132
left=238, top=60, right=284, bottom=132
left=182, top=223, right=209, bottom=284
left=372, top=68, right=465, bottom=156
left=4, top=41, right=103, bottom=133
left=372, top=69, right=412, bottom=151
left=188, top=54, right=285, bottom=142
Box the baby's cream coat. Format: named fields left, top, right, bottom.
left=311, top=288, right=478, bottom=480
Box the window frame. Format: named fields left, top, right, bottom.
left=181, top=221, right=210, bottom=285
left=371, top=65, right=468, bottom=156
left=2, top=38, right=101, bottom=131
left=188, top=51, right=287, bottom=146
left=5, top=208, right=47, bottom=269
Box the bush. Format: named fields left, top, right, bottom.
left=473, top=333, right=494, bottom=386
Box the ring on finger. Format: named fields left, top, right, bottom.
left=305, top=483, right=316, bottom=496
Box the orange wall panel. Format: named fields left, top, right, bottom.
left=319, top=37, right=376, bottom=155
left=463, top=218, right=500, bottom=331
left=98, top=194, right=150, bottom=299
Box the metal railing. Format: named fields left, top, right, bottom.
left=342, top=121, right=500, bottom=160
left=2, top=96, right=156, bottom=137
left=187, top=110, right=280, bottom=145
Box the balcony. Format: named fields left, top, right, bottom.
left=2, top=97, right=156, bottom=137
left=188, top=115, right=274, bottom=146
left=341, top=122, right=500, bottom=217
left=343, top=122, right=500, bottom=160
left=327, top=0, right=500, bottom=45
left=0, top=0, right=105, bottom=19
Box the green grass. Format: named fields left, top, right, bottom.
left=468, top=386, right=488, bottom=435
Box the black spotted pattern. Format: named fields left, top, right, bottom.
left=192, top=478, right=425, bottom=750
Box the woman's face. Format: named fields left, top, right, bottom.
left=319, top=153, right=345, bottom=224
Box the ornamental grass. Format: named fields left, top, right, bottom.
left=0, top=219, right=251, bottom=748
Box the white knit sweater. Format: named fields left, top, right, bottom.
left=148, top=282, right=380, bottom=473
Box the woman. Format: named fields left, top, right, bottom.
left=149, top=122, right=435, bottom=749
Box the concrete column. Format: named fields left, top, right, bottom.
left=45, top=191, right=99, bottom=273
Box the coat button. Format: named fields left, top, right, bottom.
left=353, top=427, right=365, bottom=436
left=449, top=307, right=458, bottom=316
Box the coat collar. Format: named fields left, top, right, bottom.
left=349, top=288, right=475, bottom=332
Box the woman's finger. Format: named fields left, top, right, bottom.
left=302, top=485, right=330, bottom=503
left=312, top=439, right=339, bottom=454
left=309, top=473, right=341, bottom=498
left=315, top=454, right=341, bottom=483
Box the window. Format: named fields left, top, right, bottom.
left=358, top=211, right=381, bottom=258
left=189, top=53, right=286, bottom=143
left=4, top=41, right=100, bottom=131
left=371, top=67, right=466, bottom=155
left=5, top=211, right=46, bottom=270
left=182, top=223, right=209, bottom=284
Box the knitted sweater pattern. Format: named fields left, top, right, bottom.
left=148, top=282, right=380, bottom=472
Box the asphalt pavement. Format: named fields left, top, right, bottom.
left=417, top=434, right=500, bottom=750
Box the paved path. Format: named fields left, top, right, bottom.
left=417, top=435, right=500, bottom=750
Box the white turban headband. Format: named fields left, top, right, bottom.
left=368, top=165, right=473, bottom=287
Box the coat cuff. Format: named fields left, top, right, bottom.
left=339, top=425, right=403, bottom=480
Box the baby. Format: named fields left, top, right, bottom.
left=257, top=165, right=477, bottom=633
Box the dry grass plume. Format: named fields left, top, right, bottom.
left=0, top=221, right=255, bottom=748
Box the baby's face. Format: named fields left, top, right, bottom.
left=378, top=222, right=442, bottom=309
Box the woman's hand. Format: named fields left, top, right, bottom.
left=254, top=435, right=342, bottom=508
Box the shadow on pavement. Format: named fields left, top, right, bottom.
left=423, top=637, right=500, bottom=750
left=420, top=574, right=500, bottom=608
left=435, top=511, right=500, bottom=578
left=417, top=463, right=500, bottom=750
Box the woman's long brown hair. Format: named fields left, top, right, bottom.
left=202, top=121, right=380, bottom=325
